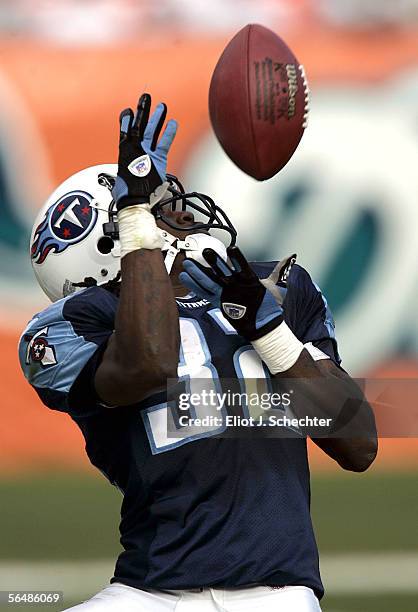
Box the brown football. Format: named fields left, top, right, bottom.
left=209, top=24, right=309, bottom=181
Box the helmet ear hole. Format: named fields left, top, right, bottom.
left=97, top=236, right=114, bottom=254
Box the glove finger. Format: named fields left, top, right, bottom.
left=119, top=108, right=134, bottom=143
left=132, top=93, right=151, bottom=141
left=179, top=272, right=214, bottom=302
left=226, top=246, right=252, bottom=274
left=182, top=259, right=222, bottom=294
left=143, top=103, right=167, bottom=150
left=158, top=119, right=178, bottom=154
left=202, top=248, right=233, bottom=278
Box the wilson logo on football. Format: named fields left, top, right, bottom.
left=31, top=191, right=98, bottom=264
left=25, top=327, right=57, bottom=367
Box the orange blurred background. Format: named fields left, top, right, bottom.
left=0, top=2, right=417, bottom=474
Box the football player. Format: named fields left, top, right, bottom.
left=19, top=94, right=377, bottom=611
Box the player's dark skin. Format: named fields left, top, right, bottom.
left=274, top=353, right=377, bottom=472
left=94, top=209, right=194, bottom=407
left=95, top=209, right=377, bottom=472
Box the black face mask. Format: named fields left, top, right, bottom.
left=98, top=173, right=237, bottom=248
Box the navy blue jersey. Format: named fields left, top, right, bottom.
left=19, top=262, right=340, bottom=599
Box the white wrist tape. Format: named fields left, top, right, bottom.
left=251, top=322, right=304, bottom=374
left=118, top=204, right=164, bottom=258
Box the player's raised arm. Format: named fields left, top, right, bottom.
left=180, top=246, right=377, bottom=472
left=94, top=94, right=180, bottom=406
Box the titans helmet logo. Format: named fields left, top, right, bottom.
left=31, top=191, right=98, bottom=264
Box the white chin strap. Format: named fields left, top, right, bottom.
left=160, top=230, right=228, bottom=273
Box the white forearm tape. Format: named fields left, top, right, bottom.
left=117, top=204, right=164, bottom=258
left=251, top=321, right=304, bottom=374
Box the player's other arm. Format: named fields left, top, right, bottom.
left=95, top=94, right=180, bottom=406
left=250, top=264, right=377, bottom=472
left=272, top=351, right=377, bottom=473
left=180, top=248, right=377, bottom=472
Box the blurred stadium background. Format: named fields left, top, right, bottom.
left=0, top=1, right=417, bottom=610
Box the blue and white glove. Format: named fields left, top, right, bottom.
left=113, top=93, right=178, bottom=210
left=180, top=246, right=285, bottom=341
left=181, top=247, right=304, bottom=373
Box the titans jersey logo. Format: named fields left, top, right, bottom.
left=31, top=191, right=98, bottom=264
left=25, top=326, right=57, bottom=367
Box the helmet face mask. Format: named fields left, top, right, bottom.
left=153, top=174, right=237, bottom=247
left=31, top=165, right=237, bottom=302
left=100, top=173, right=237, bottom=247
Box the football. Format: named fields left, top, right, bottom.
left=209, top=24, right=309, bottom=181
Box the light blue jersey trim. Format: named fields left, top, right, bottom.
left=19, top=292, right=99, bottom=395
left=313, top=281, right=336, bottom=339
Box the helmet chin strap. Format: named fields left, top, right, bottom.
left=159, top=230, right=228, bottom=274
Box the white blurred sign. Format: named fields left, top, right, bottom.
left=318, top=0, right=418, bottom=27
left=185, top=71, right=418, bottom=373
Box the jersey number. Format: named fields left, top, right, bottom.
left=141, top=316, right=271, bottom=454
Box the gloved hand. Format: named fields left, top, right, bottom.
left=113, top=93, right=178, bottom=210
left=180, top=246, right=285, bottom=341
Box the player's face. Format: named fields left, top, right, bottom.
left=156, top=209, right=204, bottom=240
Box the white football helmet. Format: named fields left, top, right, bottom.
left=31, top=164, right=236, bottom=302
left=31, top=164, right=121, bottom=302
